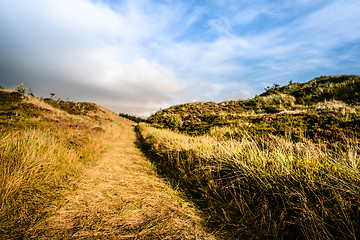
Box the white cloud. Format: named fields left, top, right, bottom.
left=1, top=0, right=360, bottom=117
left=0, top=0, right=189, bottom=116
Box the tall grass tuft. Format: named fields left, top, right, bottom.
left=0, top=128, right=102, bottom=238
left=138, top=123, right=360, bottom=239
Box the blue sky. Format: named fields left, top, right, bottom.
left=1, top=0, right=360, bottom=117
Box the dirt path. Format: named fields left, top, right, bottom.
left=33, top=118, right=215, bottom=239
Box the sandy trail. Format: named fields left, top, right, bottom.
left=32, top=118, right=214, bottom=239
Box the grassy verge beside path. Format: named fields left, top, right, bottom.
left=137, top=123, right=360, bottom=239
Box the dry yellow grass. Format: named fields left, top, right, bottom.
left=0, top=129, right=102, bottom=238
left=24, top=95, right=68, bottom=114
left=138, top=123, right=360, bottom=239
left=0, top=98, right=107, bottom=238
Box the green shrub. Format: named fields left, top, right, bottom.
left=14, top=83, right=26, bottom=94
left=119, top=113, right=145, bottom=123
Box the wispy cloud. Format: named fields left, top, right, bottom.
left=1, top=0, right=360, bottom=116
left=0, top=0, right=187, bottom=116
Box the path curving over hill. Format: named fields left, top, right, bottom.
left=31, top=117, right=215, bottom=239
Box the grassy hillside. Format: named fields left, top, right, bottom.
left=0, top=87, right=116, bottom=238
left=261, top=75, right=360, bottom=105
left=140, top=75, right=360, bottom=239
left=147, top=75, right=360, bottom=142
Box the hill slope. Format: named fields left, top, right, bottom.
left=147, top=75, right=360, bottom=142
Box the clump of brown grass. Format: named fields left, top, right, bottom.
left=138, top=123, right=360, bottom=239
left=0, top=127, right=104, bottom=238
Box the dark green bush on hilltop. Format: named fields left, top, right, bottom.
left=43, top=98, right=98, bottom=115
left=119, top=113, right=145, bottom=123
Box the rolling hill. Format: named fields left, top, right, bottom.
left=147, top=75, right=360, bottom=143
